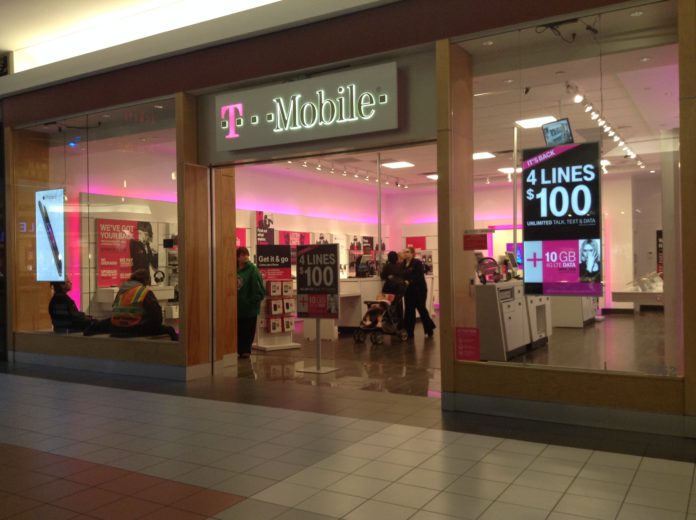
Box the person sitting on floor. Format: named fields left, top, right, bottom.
left=49, top=279, right=92, bottom=333
left=110, top=269, right=178, bottom=341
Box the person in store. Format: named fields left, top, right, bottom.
left=579, top=239, right=601, bottom=282
left=237, top=246, right=266, bottom=359
left=130, top=221, right=158, bottom=279
left=401, top=246, right=436, bottom=339
left=49, top=279, right=93, bottom=333
left=380, top=250, right=406, bottom=325
left=110, top=269, right=178, bottom=340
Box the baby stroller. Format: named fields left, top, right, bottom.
left=354, top=282, right=409, bottom=344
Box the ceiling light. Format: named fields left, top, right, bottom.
left=426, top=174, right=439, bottom=180
left=573, top=94, right=584, bottom=104
left=584, top=105, right=593, bottom=112
left=597, top=118, right=605, bottom=126
left=342, top=170, right=348, bottom=177
left=365, top=176, right=370, bottom=181
left=601, top=159, right=611, bottom=166
left=503, top=79, right=514, bottom=84
left=382, top=161, right=415, bottom=169
left=153, top=105, right=164, bottom=110
left=602, top=166, right=608, bottom=175
left=482, top=40, right=494, bottom=46
left=486, top=177, right=490, bottom=185
left=619, top=141, right=625, bottom=147
left=608, top=131, right=615, bottom=137
left=590, top=112, right=599, bottom=120
left=316, top=164, right=322, bottom=171
left=650, top=170, right=656, bottom=173
left=630, top=10, right=643, bottom=16
left=640, top=57, right=652, bottom=63
left=287, top=160, right=292, bottom=164
left=123, top=179, right=127, bottom=188
left=171, top=171, right=177, bottom=180
left=515, top=116, right=556, bottom=128
left=498, top=167, right=522, bottom=174
left=473, top=152, right=496, bottom=160
left=507, top=173, right=512, bottom=183
left=385, top=180, right=390, bottom=185
left=639, top=164, right=646, bottom=168
left=404, top=185, right=409, bottom=189
left=353, top=173, right=359, bottom=178
left=302, top=161, right=308, bottom=168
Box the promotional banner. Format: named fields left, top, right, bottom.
left=256, top=211, right=275, bottom=245
left=35, top=189, right=65, bottom=281
left=656, top=230, right=663, bottom=275
left=522, top=142, right=602, bottom=296
left=405, top=236, right=426, bottom=250
left=361, top=236, right=374, bottom=254
left=256, top=245, right=291, bottom=281
left=297, top=244, right=340, bottom=319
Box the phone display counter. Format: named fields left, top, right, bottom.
left=525, top=295, right=552, bottom=346
left=476, top=280, right=531, bottom=361
left=550, top=296, right=597, bottom=327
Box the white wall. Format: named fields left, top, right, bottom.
left=632, top=175, right=662, bottom=277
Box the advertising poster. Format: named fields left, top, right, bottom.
left=96, top=219, right=136, bottom=287
left=361, top=236, right=374, bottom=254
left=314, top=232, right=331, bottom=244
left=256, top=211, right=275, bottom=245
left=406, top=236, right=426, bottom=250
left=279, top=231, right=310, bottom=246
left=455, top=327, right=480, bottom=361
left=348, top=234, right=362, bottom=252
left=256, top=245, right=291, bottom=281
left=522, top=142, right=602, bottom=296
left=35, top=189, right=65, bottom=281
left=656, top=230, right=663, bottom=275
left=236, top=228, right=246, bottom=247
left=296, top=244, right=340, bottom=319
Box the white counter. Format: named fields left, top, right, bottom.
left=94, top=285, right=176, bottom=303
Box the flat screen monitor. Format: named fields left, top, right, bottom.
left=541, top=118, right=574, bottom=146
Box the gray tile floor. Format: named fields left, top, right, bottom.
left=1, top=373, right=696, bottom=519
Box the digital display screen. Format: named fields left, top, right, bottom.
left=542, top=118, right=574, bottom=146
left=35, top=189, right=65, bottom=281
left=522, top=143, right=602, bottom=296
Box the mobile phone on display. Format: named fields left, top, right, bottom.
left=38, top=199, right=63, bottom=276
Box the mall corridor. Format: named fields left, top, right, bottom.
left=1, top=371, right=696, bottom=520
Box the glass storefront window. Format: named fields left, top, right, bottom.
left=9, top=98, right=179, bottom=342
left=459, top=1, right=679, bottom=375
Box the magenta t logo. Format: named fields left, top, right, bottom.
left=220, top=103, right=244, bottom=139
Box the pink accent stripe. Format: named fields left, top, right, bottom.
left=522, top=144, right=580, bottom=170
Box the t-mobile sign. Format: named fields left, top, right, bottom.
left=522, top=142, right=602, bottom=296
left=215, top=62, right=398, bottom=151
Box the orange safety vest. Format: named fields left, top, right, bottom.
left=111, top=284, right=150, bottom=328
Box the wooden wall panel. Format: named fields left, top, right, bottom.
left=436, top=41, right=474, bottom=393
left=7, top=129, right=53, bottom=333
left=176, top=92, right=212, bottom=367
left=679, top=0, right=696, bottom=414
left=213, top=167, right=237, bottom=361
left=454, top=362, right=684, bottom=414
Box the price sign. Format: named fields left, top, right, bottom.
left=522, top=142, right=602, bottom=296
left=296, top=244, right=339, bottom=318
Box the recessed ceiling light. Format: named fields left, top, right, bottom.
left=473, top=152, right=496, bottom=160
left=630, top=10, right=643, bottom=17
left=498, top=167, right=522, bottom=174
left=573, top=94, right=584, bottom=103
left=382, top=161, right=414, bottom=169
left=640, top=57, right=651, bottom=63
left=650, top=170, right=656, bottom=173
left=482, top=40, right=494, bottom=46
left=515, top=116, right=556, bottom=128
left=503, top=79, right=514, bottom=84
left=153, top=105, right=164, bottom=110
left=601, top=159, right=611, bottom=166
left=426, top=174, right=439, bottom=180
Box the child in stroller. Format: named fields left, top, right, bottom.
left=354, top=289, right=409, bottom=344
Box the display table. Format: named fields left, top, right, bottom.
left=337, top=278, right=384, bottom=328
left=612, top=290, right=664, bottom=311
left=550, top=296, right=596, bottom=327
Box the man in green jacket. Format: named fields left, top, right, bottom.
left=237, top=247, right=266, bottom=358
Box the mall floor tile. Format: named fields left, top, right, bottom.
left=0, top=373, right=695, bottom=519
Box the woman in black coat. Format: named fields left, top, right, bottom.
left=401, top=247, right=436, bottom=338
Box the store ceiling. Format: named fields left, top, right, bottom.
left=41, top=1, right=678, bottom=196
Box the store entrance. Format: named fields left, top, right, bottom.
left=223, top=142, right=443, bottom=398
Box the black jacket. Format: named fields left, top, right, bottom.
left=49, top=292, right=90, bottom=332
left=402, top=258, right=427, bottom=296
left=381, top=262, right=405, bottom=294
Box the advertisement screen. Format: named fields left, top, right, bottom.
left=522, top=142, right=602, bottom=296
left=35, top=189, right=65, bottom=281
